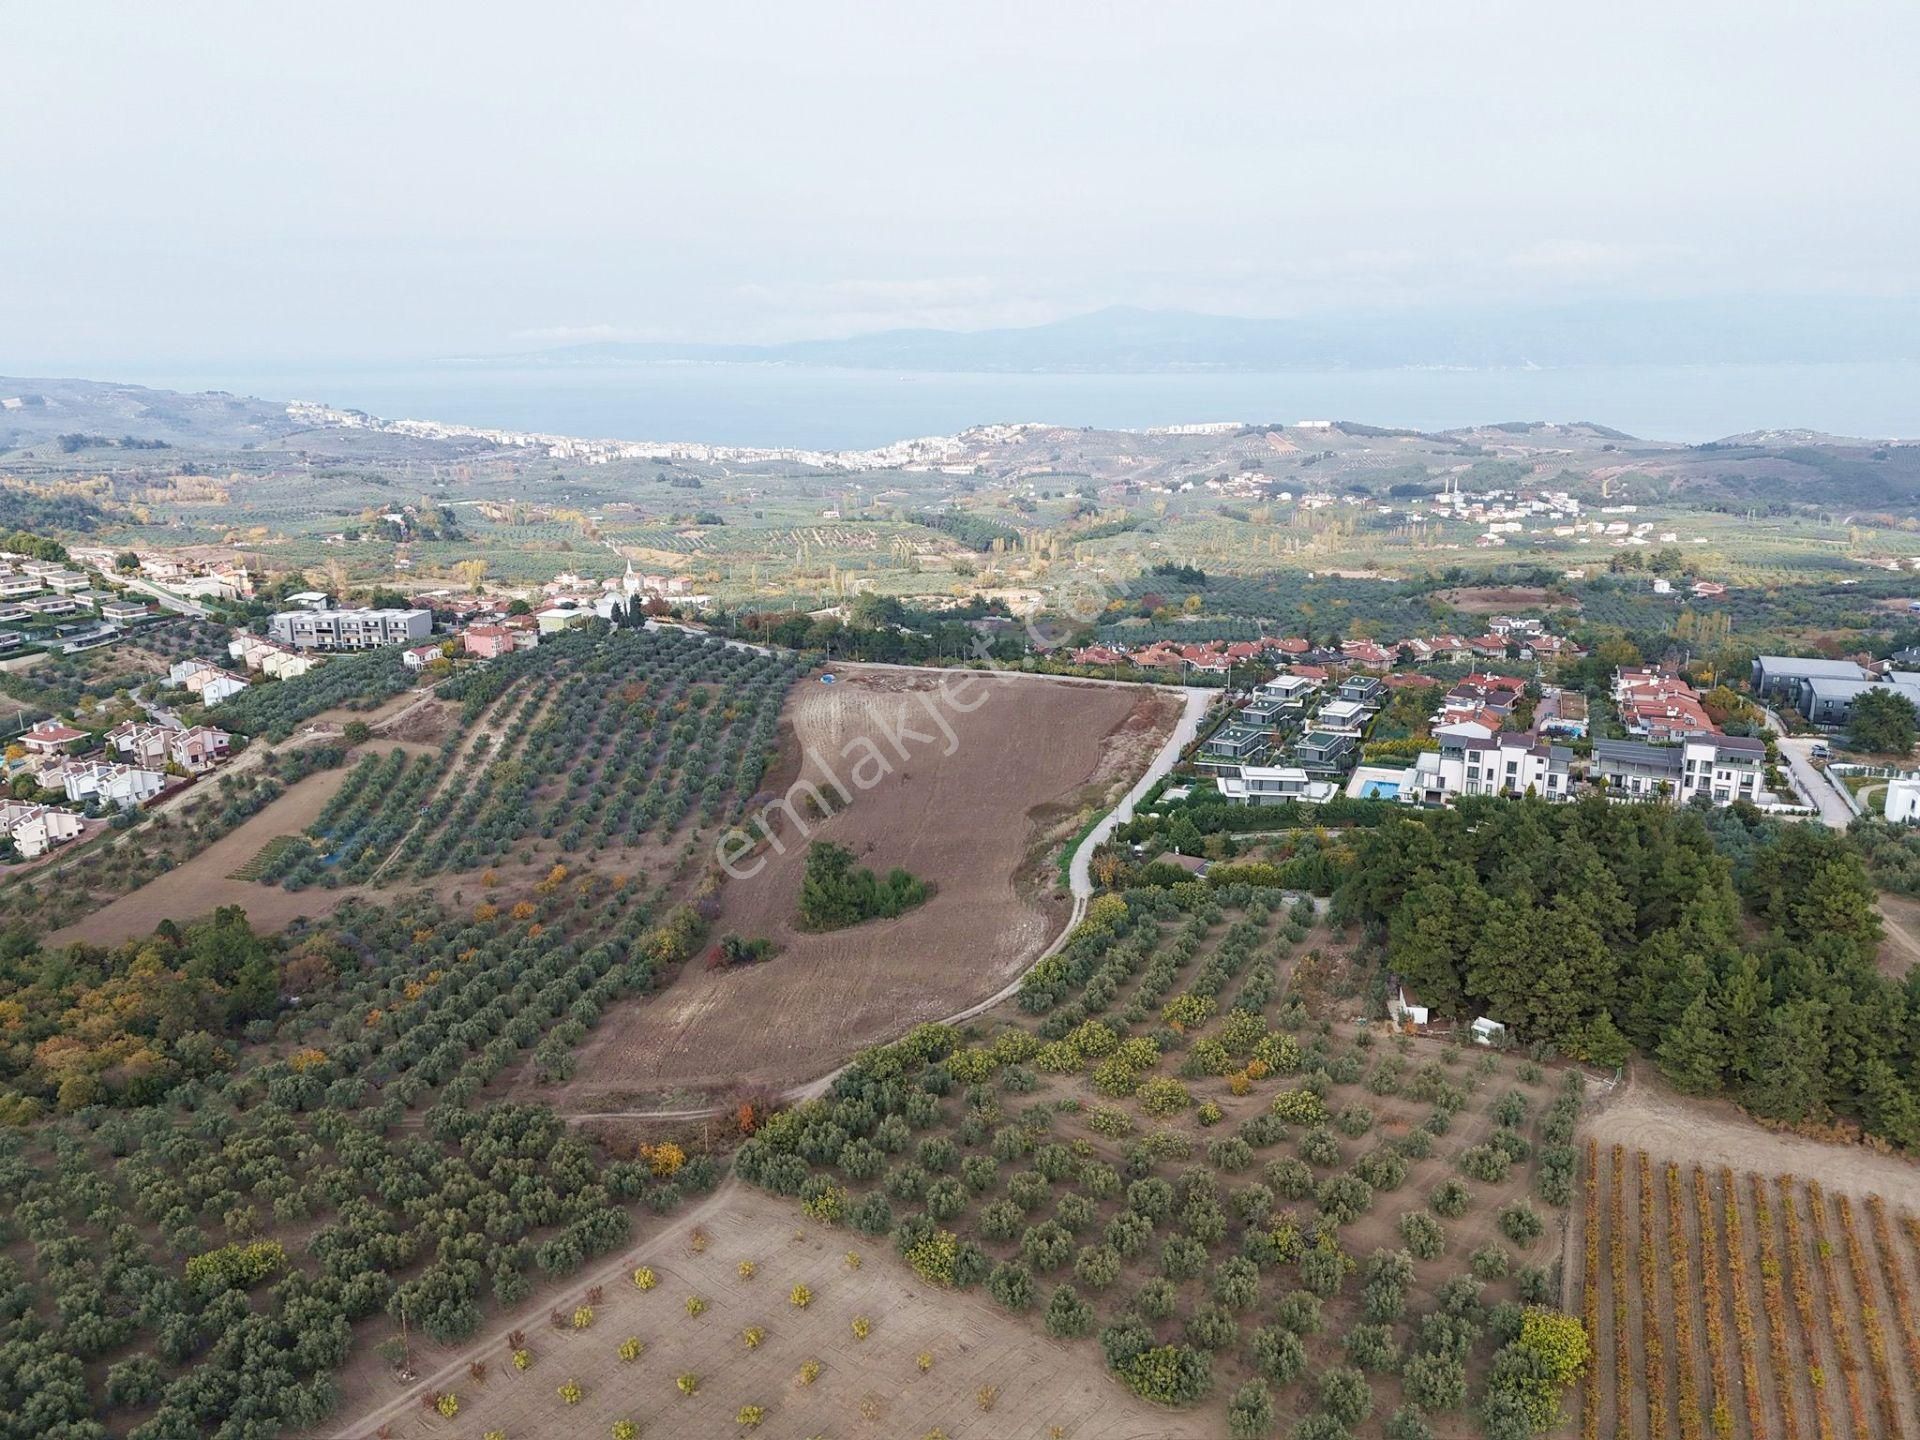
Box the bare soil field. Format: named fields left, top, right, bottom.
left=556, top=668, right=1181, bottom=1104
left=1874, top=892, right=1920, bottom=978
left=45, top=740, right=425, bottom=948
left=1575, top=1141, right=1920, bottom=1440
left=1434, top=585, right=1577, bottom=613
left=323, top=1184, right=1213, bottom=1440
left=1586, top=1066, right=1920, bottom=1209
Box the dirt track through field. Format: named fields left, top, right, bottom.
left=1587, top=1065, right=1920, bottom=1209
left=320, top=1184, right=1214, bottom=1440
left=45, top=740, right=419, bottom=948
left=557, top=667, right=1181, bottom=1104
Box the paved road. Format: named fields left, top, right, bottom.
left=1760, top=706, right=1854, bottom=829
left=104, top=572, right=209, bottom=618
left=1775, top=734, right=1857, bottom=829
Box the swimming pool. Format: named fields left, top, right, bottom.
left=1360, top=779, right=1401, bottom=800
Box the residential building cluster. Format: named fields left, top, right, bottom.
left=4, top=714, right=233, bottom=861
left=1068, top=619, right=1584, bottom=678
left=1184, top=649, right=1797, bottom=816
left=68, top=546, right=256, bottom=601
left=0, top=554, right=153, bottom=655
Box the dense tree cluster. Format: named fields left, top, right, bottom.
left=0, top=907, right=284, bottom=1118
left=216, top=648, right=411, bottom=742
left=1343, top=796, right=1920, bottom=1149
left=1849, top=688, right=1918, bottom=756
left=796, top=842, right=931, bottom=930
left=0, top=840, right=716, bottom=1436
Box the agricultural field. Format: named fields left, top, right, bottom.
left=718, top=888, right=1592, bottom=1437
left=335, top=1184, right=1217, bottom=1440
left=216, top=647, right=414, bottom=741
left=378, top=626, right=803, bottom=883
left=0, top=868, right=735, bottom=1440
left=1578, top=1143, right=1920, bottom=1440
left=556, top=666, right=1183, bottom=1105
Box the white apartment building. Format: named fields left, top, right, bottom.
left=1406, top=732, right=1573, bottom=805
left=268, top=607, right=432, bottom=650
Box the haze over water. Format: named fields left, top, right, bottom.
left=118, top=360, right=1920, bottom=451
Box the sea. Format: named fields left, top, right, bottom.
left=123, top=359, right=1920, bottom=450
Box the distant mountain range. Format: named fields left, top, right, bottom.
left=490, top=298, right=1920, bottom=373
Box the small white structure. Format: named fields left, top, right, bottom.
left=1885, top=776, right=1920, bottom=825
left=1387, top=983, right=1430, bottom=1030
left=1470, top=1016, right=1508, bottom=1047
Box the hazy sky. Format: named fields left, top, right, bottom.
left=4, top=1, right=1916, bottom=370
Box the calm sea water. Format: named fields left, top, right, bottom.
left=129, top=360, right=1920, bottom=449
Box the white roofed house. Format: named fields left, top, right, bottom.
left=1387, top=982, right=1430, bottom=1030
left=55, top=761, right=165, bottom=810
left=169, top=659, right=250, bottom=706
left=0, top=801, right=85, bottom=859
left=1216, top=764, right=1339, bottom=806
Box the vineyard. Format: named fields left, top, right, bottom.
left=1578, top=1143, right=1920, bottom=1440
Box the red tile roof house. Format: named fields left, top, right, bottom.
left=463, top=625, right=517, bottom=659
left=169, top=725, right=231, bottom=774
left=1288, top=664, right=1332, bottom=683
left=1131, top=643, right=1190, bottom=671
left=1176, top=644, right=1230, bottom=674
left=21, top=721, right=87, bottom=756
left=1069, top=644, right=1130, bottom=667
left=1274, top=637, right=1312, bottom=656
left=1340, top=639, right=1394, bottom=670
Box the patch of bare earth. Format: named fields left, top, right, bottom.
left=1586, top=1064, right=1920, bottom=1209
left=44, top=739, right=423, bottom=948
left=1434, top=585, right=1577, bottom=613
left=1874, top=892, right=1920, bottom=979
left=318, top=1184, right=1212, bottom=1440
left=554, top=667, right=1181, bottom=1108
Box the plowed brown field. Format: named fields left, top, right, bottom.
left=558, top=666, right=1182, bottom=1106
